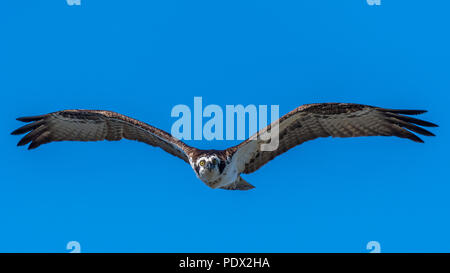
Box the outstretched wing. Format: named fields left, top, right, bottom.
left=226, top=103, right=438, bottom=174
left=11, top=109, right=194, bottom=163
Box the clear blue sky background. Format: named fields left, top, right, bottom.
left=0, top=1, right=449, bottom=253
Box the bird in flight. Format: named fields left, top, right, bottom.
left=11, top=103, right=437, bottom=190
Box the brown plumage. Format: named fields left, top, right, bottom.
left=11, top=110, right=195, bottom=163
left=11, top=103, right=438, bottom=190
left=225, top=103, right=437, bottom=174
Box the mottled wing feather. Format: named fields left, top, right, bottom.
left=226, top=103, right=438, bottom=174
left=11, top=110, right=193, bottom=163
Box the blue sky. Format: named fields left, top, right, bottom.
left=0, top=0, right=449, bottom=252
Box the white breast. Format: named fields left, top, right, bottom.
left=220, top=161, right=239, bottom=185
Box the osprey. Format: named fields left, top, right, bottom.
left=11, top=103, right=437, bottom=190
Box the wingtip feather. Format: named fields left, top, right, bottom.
left=405, top=132, right=425, bottom=143
left=380, top=108, right=428, bottom=115
left=11, top=129, right=21, bottom=135
left=16, top=115, right=46, bottom=122
left=28, top=142, right=40, bottom=150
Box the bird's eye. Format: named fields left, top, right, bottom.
left=199, top=160, right=205, bottom=166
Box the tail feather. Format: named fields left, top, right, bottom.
left=220, top=176, right=255, bottom=191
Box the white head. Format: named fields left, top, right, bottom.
left=193, top=154, right=223, bottom=182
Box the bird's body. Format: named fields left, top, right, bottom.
left=11, top=103, right=438, bottom=190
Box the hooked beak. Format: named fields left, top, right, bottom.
left=206, top=162, right=214, bottom=171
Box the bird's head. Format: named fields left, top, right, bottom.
left=193, top=154, right=223, bottom=181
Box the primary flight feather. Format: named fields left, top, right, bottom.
left=11, top=103, right=438, bottom=190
